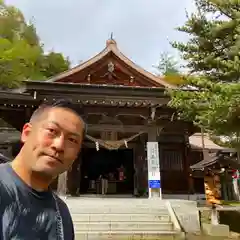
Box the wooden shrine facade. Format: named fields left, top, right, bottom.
left=0, top=38, right=197, bottom=196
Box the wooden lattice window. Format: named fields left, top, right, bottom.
left=160, top=149, right=183, bottom=171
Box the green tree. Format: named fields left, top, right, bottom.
left=0, top=38, right=43, bottom=88
left=171, top=0, right=240, bottom=83
left=155, top=52, right=179, bottom=76
left=0, top=0, right=25, bottom=41
left=168, top=0, right=240, bottom=148
left=154, top=52, right=186, bottom=86
left=41, top=52, right=70, bottom=78
left=0, top=0, right=70, bottom=88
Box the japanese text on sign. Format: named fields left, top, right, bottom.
left=147, top=142, right=160, bottom=173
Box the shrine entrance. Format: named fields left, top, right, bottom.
left=80, top=148, right=134, bottom=195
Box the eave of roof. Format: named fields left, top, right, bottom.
left=191, top=152, right=240, bottom=171
left=190, top=153, right=220, bottom=171
left=24, top=81, right=169, bottom=98
left=0, top=90, right=34, bottom=101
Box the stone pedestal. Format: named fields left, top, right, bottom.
left=170, top=200, right=201, bottom=234
left=202, top=223, right=230, bottom=237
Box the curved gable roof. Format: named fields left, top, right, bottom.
left=47, top=39, right=175, bottom=89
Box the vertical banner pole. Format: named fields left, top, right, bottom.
left=147, top=142, right=162, bottom=199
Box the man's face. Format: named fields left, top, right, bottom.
left=21, top=107, right=84, bottom=178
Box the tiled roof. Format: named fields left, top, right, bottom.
left=189, top=133, right=225, bottom=151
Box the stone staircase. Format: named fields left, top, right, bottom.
left=64, top=197, right=184, bottom=240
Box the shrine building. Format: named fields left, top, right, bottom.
left=0, top=38, right=208, bottom=197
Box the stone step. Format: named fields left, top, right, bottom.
left=65, top=202, right=166, bottom=206
left=74, top=222, right=173, bottom=232
left=68, top=204, right=167, bottom=208
left=70, top=210, right=168, bottom=215
left=69, top=207, right=168, bottom=214
left=64, top=197, right=163, bottom=201
left=71, top=213, right=171, bottom=222
left=67, top=203, right=167, bottom=208
left=68, top=203, right=166, bottom=209
left=75, top=231, right=183, bottom=240
left=64, top=198, right=167, bottom=206
left=68, top=205, right=167, bottom=209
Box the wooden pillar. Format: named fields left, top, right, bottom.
left=133, top=146, right=138, bottom=196
left=67, top=156, right=81, bottom=196
left=133, top=139, right=147, bottom=196
left=185, top=136, right=194, bottom=194
left=147, top=126, right=157, bottom=142
left=57, top=171, right=67, bottom=196
left=221, top=171, right=228, bottom=200
left=189, top=174, right=195, bottom=194
left=67, top=168, right=73, bottom=195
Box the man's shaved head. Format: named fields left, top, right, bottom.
left=29, top=100, right=86, bottom=134
left=29, top=105, right=50, bottom=123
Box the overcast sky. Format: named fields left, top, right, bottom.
left=6, top=0, right=195, bottom=72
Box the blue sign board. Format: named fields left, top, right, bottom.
left=149, top=180, right=161, bottom=189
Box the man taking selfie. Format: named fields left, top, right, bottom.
left=0, top=99, right=85, bottom=239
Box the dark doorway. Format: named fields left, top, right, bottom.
left=80, top=148, right=134, bottom=195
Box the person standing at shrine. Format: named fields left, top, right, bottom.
left=118, top=164, right=126, bottom=181
left=100, top=173, right=109, bottom=195
left=0, top=100, right=86, bottom=240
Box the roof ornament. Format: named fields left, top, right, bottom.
left=87, top=74, right=91, bottom=83
left=106, top=32, right=117, bottom=46
left=101, top=61, right=117, bottom=81
left=108, top=61, right=114, bottom=73
left=130, top=76, right=134, bottom=83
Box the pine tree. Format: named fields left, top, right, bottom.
left=172, top=0, right=240, bottom=83
left=168, top=0, right=240, bottom=148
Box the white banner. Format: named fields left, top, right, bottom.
left=147, top=142, right=160, bottom=173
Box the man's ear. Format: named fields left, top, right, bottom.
left=21, top=123, right=32, bottom=143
